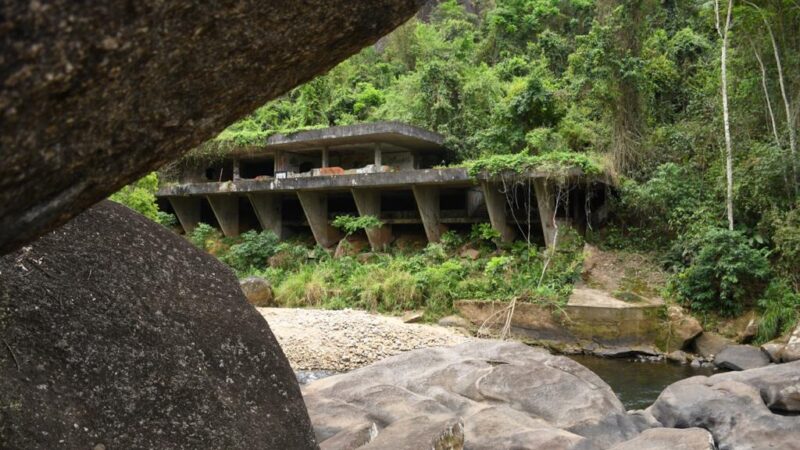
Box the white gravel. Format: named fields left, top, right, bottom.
left=258, top=307, right=472, bottom=371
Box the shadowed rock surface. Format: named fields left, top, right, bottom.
left=0, top=0, right=425, bottom=255
left=0, top=201, right=316, bottom=449
left=303, top=341, right=639, bottom=449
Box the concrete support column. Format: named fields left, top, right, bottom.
left=248, top=193, right=283, bottom=238
left=206, top=195, right=239, bottom=237
left=412, top=185, right=444, bottom=243
left=351, top=188, right=393, bottom=251
left=232, top=158, right=241, bottom=181
left=274, top=150, right=288, bottom=173
left=533, top=179, right=557, bottom=248
left=480, top=181, right=515, bottom=243
left=321, top=146, right=330, bottom=168
left=168, top=196, right=201, bottom=234
left=374, top=143, right=383, bottom=167
left=297, top=191, right=342, bottom=248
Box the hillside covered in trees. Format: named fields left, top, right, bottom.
left=128, top=0, right=800, bottom=342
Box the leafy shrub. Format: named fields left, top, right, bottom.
left=756, top=279, right=800, bottom=344
left=440, top=230, right=464, bottom=251
left=222, top=230, right=280, bottom=274
left=109, top=172, right=161, bottom=221
left=670, top=228, right=770, bottom=317
left=769, top=209, right=800, bottom=286
left=156, top=211, right=178, bottom=228
left=470, top=223, right=501, bottom=243
left=189, top=223, right=221, bottom=251
left=332, top=214, right=383, bottom=236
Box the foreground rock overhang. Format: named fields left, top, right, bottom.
left=0, top=0, right=427, bottom=255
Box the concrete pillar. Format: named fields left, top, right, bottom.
left=248, top=193, right=283, bottom=238
left=412, top=185, right=444, bottom=243
left=466, top=187, right=485, bottom=217
left=168, top=196, right=201, bottom=234
left=533, top=179, right=557, bottom=248
left=321, top=146, right=330, bottom=168
left=274, top=150, right=288, bottom=173
left=206, top=195, right=239, bottom=237
left=351, top=188, right=393, bottom=251
left=480, top=181, right=515, bottom=243
left=374, top=143, right=382, bottom=167
left=297, top=191, right=342, bottom=248
left=232, top=158, right=241, bottom=181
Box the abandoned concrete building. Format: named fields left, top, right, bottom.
left=156, top=122, right=609, bottom=250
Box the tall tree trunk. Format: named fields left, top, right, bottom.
left=751, top=42, right=781, bottom=147
left=717, top=0, right=735, bottom=230
left=766, top=16, right=798, bottom=195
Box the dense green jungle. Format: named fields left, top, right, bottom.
left=114, top=0, right=800, bottom=345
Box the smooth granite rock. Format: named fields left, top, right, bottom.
left=0, top=0, right=425, bottom=254
left=692, top=332, right=732, bottom=358
left=609, top=428, right=716, bottom=450
left=713, top=345, right=770, bottom=371
left=782, top=323, right=800, bottom=362
left=0, top=201, right=316, bottom=449
left=303, top=341, right=639, bottom=450
left=647, top=362, right=800, bottom=450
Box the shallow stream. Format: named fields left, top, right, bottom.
left=568, top=355, right=718, bottom=410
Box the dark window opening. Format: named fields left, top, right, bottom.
left=241, top=159, right=275, bottom=179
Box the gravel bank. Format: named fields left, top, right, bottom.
left=258, top=308, right=471, bottom=371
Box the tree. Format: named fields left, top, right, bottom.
left=716, top=0, right=735, bottom=230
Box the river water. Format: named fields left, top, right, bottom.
left=568, top=355, right=718, bottom=410
left=297, top=355, right=718, bottom=411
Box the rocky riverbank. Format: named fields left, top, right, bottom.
left=257, top=307, right=471, bottom=371
left=302, top=340, right=800, bottom=450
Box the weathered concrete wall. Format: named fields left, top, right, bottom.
left=455, top=298, right=665, bottom=349
left=0, top=0, right=427, bottom=255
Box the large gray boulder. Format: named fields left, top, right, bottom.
left=0, top=0, right=425, bottom=254
left=0, top=201, right=317, bottom=449
left=240, top=276, right=274, bottom=307
left=692, top=332, right=732, bottom=358
left=647, top=362, right=800, bottom=450
left=609, top=428, right=716, bottom=450
left=782, top=323, right=800, bottom=362
left=713, top=345, right=770, bottom=371
left=303, top=341, right=639, bottom=450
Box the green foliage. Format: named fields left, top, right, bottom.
left=189, top=223, right=221, bottom=251
left=465, top=151, right=605, bottom=177
left=164, top=0, right=800, bottom=323
left=756, top=278, right=800, bottom=344
left=470, top=223, right=501, bottom=243
left=109, top=173, right=161, bottom=221
left=221, top=230, right=280, bottom=274
left=670, top=228, right=771, bottom=317
left=331, top=215, right=383, bottom=236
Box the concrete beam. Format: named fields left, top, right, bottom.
left=248, top=193, right=283, bottom=238
left=351, top=189, right=393, bottom=251
left=480, top=182, right=515, bottom=243
left=412, top=185, right=444, bottom=243
left=297, top=191, right=342, bottom=248
left=168, top=197, right=202, bottom=234
left=533, top=179, right=557, bottom=248
left=206, top=195, right=239, bottom=237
